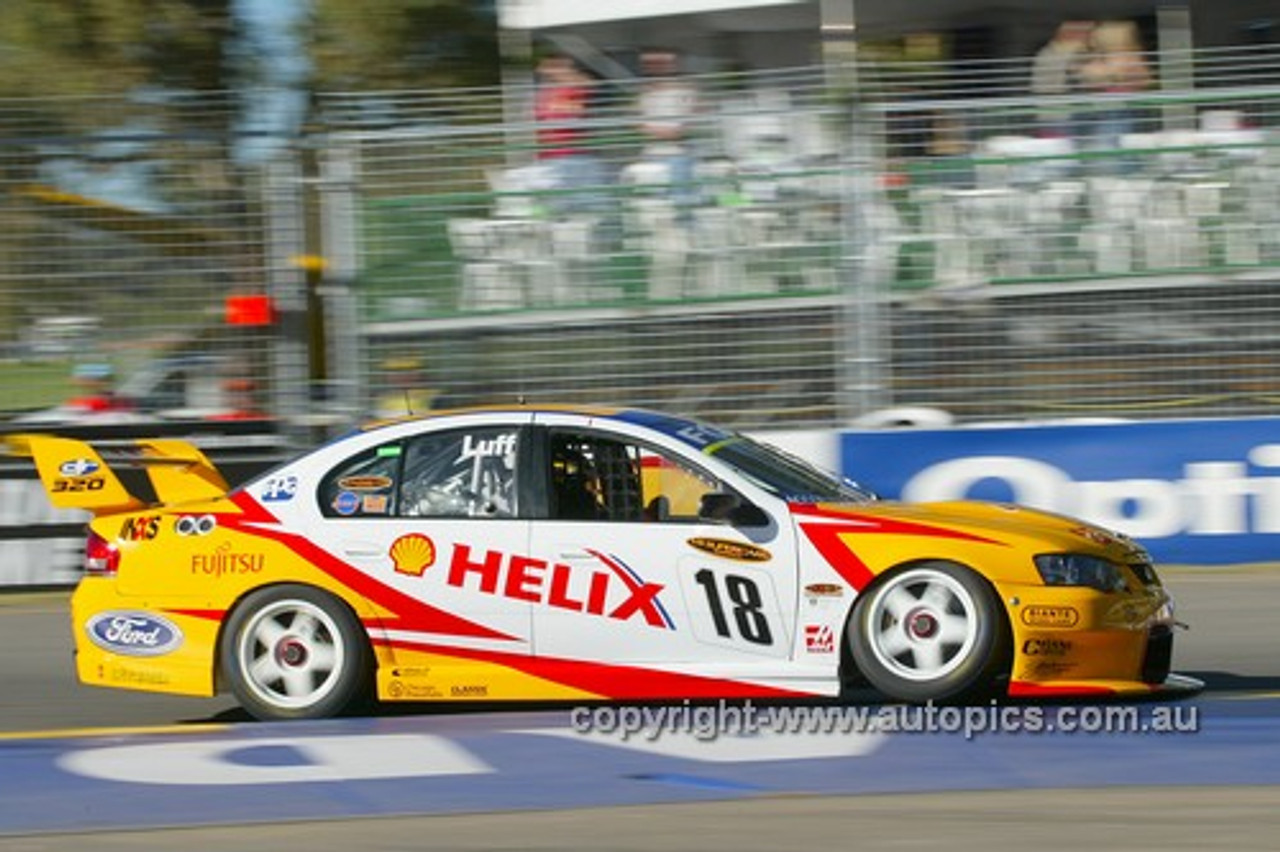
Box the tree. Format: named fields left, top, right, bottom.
left=306, top=0, right=499, bottom=91
left=0, top=0, right=234, bottom=122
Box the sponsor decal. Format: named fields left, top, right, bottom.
left=386, top=681, right=443, bottom=699
left=804, top=623, right=836, bottom=653
left=174, top=515, right=216, bottom=536
left=1020, top=605, right=1080, bottom=628
left=192, top=542, right=264, bottom=577
left=1072, top=526, right=1118, bottom=546
left=686, top=537, right=772, bottom=562
left=58, top=458, right=100, bottom=477
left=102, top=663, right=172, bottom=686
left=120, top=515, right=161, bottom=541
left=450, top=685, right=489, bottom=698
left=362, top=494, right=390, bottom=514
left=446, top=544, right=672, bottom=629
left=1108, top=600, right=1143, bottom=623
left=1021, top=638, right=1073, bottom=656
left=390, top=533, right=437, bottom=577
left=332, top=491, right=361, bottom=516
left=457, top=433, right=516, bottom=462
left=260, top=475, right=299, bottom=502
left=804, top=582, right=845, bottom=598
left=86, top=611, right=183, bottom=657
left=1021, top=659, right=1077, bottom=680
left=338, top=475, right=393, bottom=492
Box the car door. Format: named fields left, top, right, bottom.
left=527, top=415, right=798, bottom=669
left=308, top=420, right=534, bottom=650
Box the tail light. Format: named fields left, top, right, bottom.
left=84, top=530, right=120, bottom=576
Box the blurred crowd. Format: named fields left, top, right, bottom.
left=1031, top=19, right=1153, bottom=158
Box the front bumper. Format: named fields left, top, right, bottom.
left=1001, top=579, right=1197, bottom=698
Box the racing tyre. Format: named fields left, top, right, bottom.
left=849, top=562, right=1007, bottom=703
left=222, top=584, right=373, bottom=721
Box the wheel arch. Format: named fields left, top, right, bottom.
left=838, top=557, right=1014, bottom=694
left=213, top=580, right=377, bottom=695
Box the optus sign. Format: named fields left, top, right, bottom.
left=840, top=417, right=1280, bottom=564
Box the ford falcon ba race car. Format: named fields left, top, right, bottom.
left=11, top=406, right=1200, bottom=720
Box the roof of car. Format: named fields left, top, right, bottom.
left=360, top=403, right=630, bottom=431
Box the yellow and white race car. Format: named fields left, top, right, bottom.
left=12, top=406, right=1199, bottom=720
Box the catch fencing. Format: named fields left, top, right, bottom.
left=2, top=45, right=1280, bottom=436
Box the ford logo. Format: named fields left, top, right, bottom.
left=85, top=612, right=183, bottom=657
left=58, top=458, right=100, bottom=477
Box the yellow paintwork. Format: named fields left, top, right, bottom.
left=8, top=434, right=227, bottom=514
left=798, top=499, right=1172, bottom=689
left=998, top=581, right=1164, bottom=685
left=375, top=647, right=602, bottom=702
left=71, top=577, right=220, bottom=696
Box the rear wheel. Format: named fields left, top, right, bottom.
left=849, top=562, right=1006, bottom=703
left=222, top=585, right=372, bottom=720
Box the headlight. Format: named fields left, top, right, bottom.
left=1034, top=554, right=1128, bottom=593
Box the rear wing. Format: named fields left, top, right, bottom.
left=5, top=434, right=229, bottom=516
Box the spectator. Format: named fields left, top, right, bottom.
left=635, top=48, right=702, bottom=215
left=65, top=362, right=129, bottom=415
left=534, top=54, right=605, bottom=215
left=1078, top=20, right=1152, bottom=169
left=1031, top=20, right=1094, bottom=138
left=208, top=378, right=266, bottom=421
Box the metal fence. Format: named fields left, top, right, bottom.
left=0, top=93, right=303, bottom=428
left=3, top=45, right=1280, bottom=436
left=317, top=67, right=860, bottom=427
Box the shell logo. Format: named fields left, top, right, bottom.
left=390, top=533, right=436, bottom=577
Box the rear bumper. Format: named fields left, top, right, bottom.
left=70, top=577, right=218, bottom=697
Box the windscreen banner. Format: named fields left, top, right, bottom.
left=839, top=417, right=1280, bottom=565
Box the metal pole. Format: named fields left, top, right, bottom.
left=317, top=141, right=363, bottom=429
left=823, top=0, right=889, bottom=424
left=1158, top=5, right=1195, bottom=131
left=263, top=156, right=312, bottom=447
left=498, top=1, right=537, bottom=168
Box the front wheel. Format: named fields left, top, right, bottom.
left=849, top=562, right=1007, bottom=703
left=221, top=584, right=372, bottom=720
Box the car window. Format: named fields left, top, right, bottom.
left=549, top=431, right=718, bottom=523
left=319, top=426, right=520, bottom=519
left=399, top=427, right=519, bottom=518
left=319, top=445, right=402, bottom=518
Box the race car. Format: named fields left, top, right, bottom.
left=11, top=406, right=1199, bottom=720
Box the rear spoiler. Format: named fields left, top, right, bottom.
left=5, top=434, right=229, bottom=516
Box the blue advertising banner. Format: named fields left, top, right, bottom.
left=839, top=417, right=1280, bottom=565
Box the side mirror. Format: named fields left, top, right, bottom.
left=698, top=492, right=769, bottom=527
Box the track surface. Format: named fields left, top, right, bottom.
left=1, top=566, right=1277, bottom=849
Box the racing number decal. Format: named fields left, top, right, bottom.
left=693, top=568, right=773, bottom=646
left=52, top=478, right=106, bottom=493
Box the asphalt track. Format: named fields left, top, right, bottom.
left=1, top=565, right=1278, bottom=850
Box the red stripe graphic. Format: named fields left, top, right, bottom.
left=218, top=491, right=520, bottom=643
left=1007, top=680, right=1120, bottom=698
left=790, top=503, right=1004, bottom=544
left=793, top=503, right=1006, bottom=593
